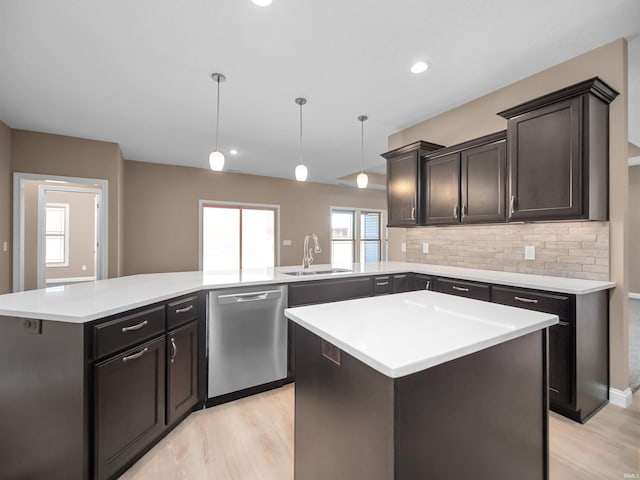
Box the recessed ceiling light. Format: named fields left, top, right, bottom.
left=230, top=149, right=238, bottom=155
left=410, top=61, right=429, bottom=74
left=252, top=0, right=272, bottom=6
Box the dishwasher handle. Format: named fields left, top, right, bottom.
left=217, top=289, right=283, bottom=304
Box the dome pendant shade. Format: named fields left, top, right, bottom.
left=356, top=172, right=368, bottom=189
left=295, top=164, right=308, bottom=181
left=209, top=151, right=225, bottom=171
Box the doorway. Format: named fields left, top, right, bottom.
left=13, top=173, right=108, bottom=292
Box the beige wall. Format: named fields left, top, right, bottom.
left=0, top=121, right=10, bottom=294
left=389, top=39, right=630, bottom=392
left=124, top=160, right=387, bottom=274
left=11, top=130, right=124, bottom=279
left=630, top=165, right=640, bottom=293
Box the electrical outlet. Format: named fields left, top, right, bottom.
left=283, top=240, right=292, bottom=246
left=401, top=242, right=406, bottom=253
left=23, top=319, right=42, bottom=334
left=81, top=265, right=87, bottom=271
left=524, top=245, right=536, bottom=260
left=2, top=241, right=6, bottom=252
left=422, top=243, right=430, bottom=254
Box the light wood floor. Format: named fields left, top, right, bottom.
left=119, top=385, right=638, bottom=479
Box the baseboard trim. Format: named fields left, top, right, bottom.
left=609, top=387, right=633, bottom=408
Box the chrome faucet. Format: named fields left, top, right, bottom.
left=302, top=233, right=321, bottom=269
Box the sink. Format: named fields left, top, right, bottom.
left=282, top=268, right=352, bottom=276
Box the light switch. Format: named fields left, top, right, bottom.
left=82, top=265, right=87, bottom=271
left=401, top=242, right=407, bottom=253
left=283, top=240, right=292, bottom=246
left=422, top=243, right=430, bottom=254
left=524, top=245, right=535, bottom=260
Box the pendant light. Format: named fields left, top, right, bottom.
left=209, top=73, right=226, bottom=171
left=295, top=97, right=308, bottom=181
left=356, top=115, right=369, bottom=189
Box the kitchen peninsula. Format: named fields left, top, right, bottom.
left=0, top=262, right=613, bottom=479
left=286, top=291, right=558, bottom=479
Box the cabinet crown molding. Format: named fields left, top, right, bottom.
left=497, top=77, right=619, bottom=120
left=381, top=140, right=445, bottom=159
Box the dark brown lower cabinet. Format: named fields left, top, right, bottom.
left=94, top=336, right=166, bottom=480
left=167, top=320, right=199, bottom=426
left=491, top=285, right=607, bottom=423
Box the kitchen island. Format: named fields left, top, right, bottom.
left=285, top=291, right=558, bottom=480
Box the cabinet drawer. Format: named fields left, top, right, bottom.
left=392, top=274, right=411, bottom=293
left=432, top=277, right=491, bottom=301
left=94, top=306, right=166, bottom=360
left=491, top=286, right=570, bottom=319
left=167, top=295, right=198, bottom=330
left=288, top=276, right=373, bottom=306
left=374, top=276, right=393, bottom=295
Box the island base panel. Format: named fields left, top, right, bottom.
left=294, top=324, right=548, bottom=480
left=294, top=325, right=395, bottom=480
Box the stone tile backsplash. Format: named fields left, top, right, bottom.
left=404, top=221, right=609, bottom=281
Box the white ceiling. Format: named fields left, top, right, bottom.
left=1, top=0, right=639, bottom=186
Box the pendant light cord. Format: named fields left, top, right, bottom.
left=215, top=78, right=221, bottom=151
left=299, top=102, right=303, bottom=164
left=360, top=118, right=364, bottom=173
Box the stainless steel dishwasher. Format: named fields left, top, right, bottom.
left=208, top=285, right=287, bottom=399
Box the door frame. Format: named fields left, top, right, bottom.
left=36, top=184, right=104, bottom=289
left=12, top=172, right=109, bottom=292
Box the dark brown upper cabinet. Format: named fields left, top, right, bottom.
left=498, top=77, right=618, bottom=222
left=422, top=131, right=507, bottom=225
left=382, top=141, right=444, bottom=227
left=424, top=152, right=460, bottom=224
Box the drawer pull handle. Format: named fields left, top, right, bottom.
left=376, top=281, right=389, bottom=286
left=121, top=320, right=148, bottom=332
left=394, top=275, right=406, bottom=279
left=122, top=347, right=148, bottom=362
left=452, top=286, right=469, bottom=292
left=514, top=296, right=539, bottom=304
left=558, top=321, right=570, bottom=327
left=175, top=304, right=194, bottom=314
left=170, top=338, right=177, bottom=363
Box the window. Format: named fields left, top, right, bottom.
left=201, top=202, right=278, bottom=271
left=45, top=203, right=69, bottom=266
left=330, top=208, right=385, bottom=264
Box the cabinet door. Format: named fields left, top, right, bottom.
left=167, top=321, right=199, bottom=426
left=387, top=151, right=419, bottom=226
left=411, top=274, right=432, bottom=291
left=461, top=140, right=506, bottom=223
left=392, top=274, right=410, bottom=293
left=507, top=97, right=582, bottom=220
left=425, top=153, right=461, bottom=224
left=94, top=336, right=166, bottom=480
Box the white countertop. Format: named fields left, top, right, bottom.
left=285, top=290, right=558, bottom=378
left=0, top=261, right=614, bottom=323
